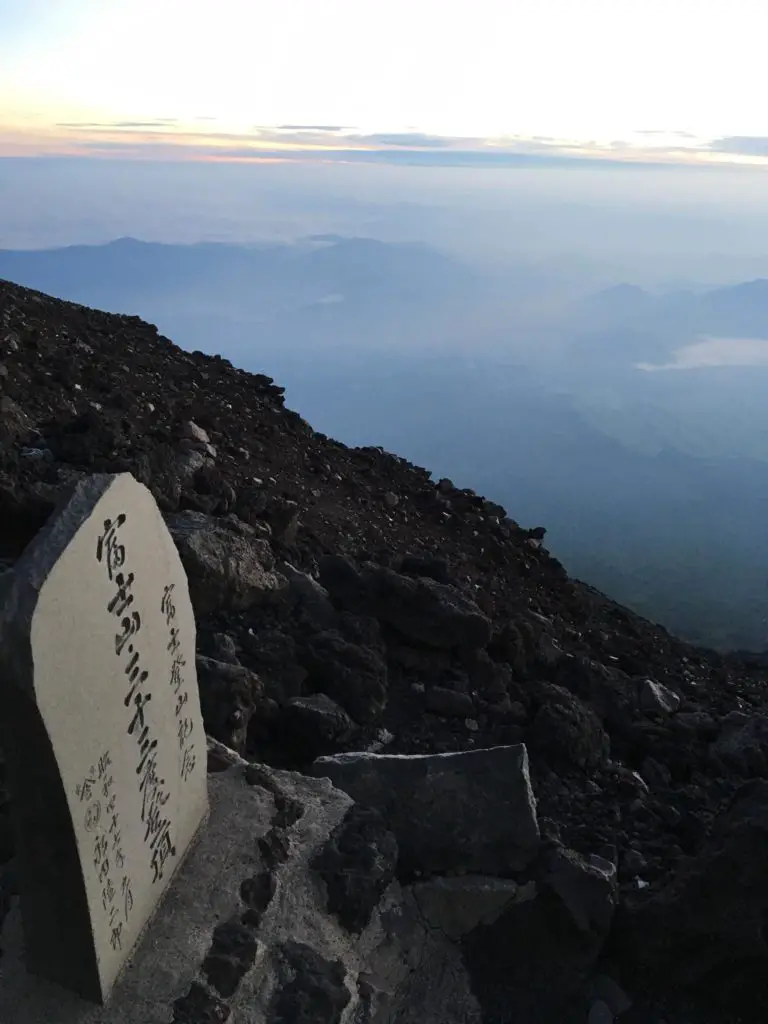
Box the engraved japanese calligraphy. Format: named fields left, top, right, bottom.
left=0, top=473, right=208, bottom=1003
left=96, top=513, right=177, bottom=884
left=162, top=583, right=198, bottom=783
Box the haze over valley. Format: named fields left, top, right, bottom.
left=3, top=159, right=768, bottom=651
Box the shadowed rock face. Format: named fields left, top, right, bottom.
left=311, top=804, right=398, bottom=934
left=311, top=746, right=540, bottom=879
left=2, top=278, right=768, bottom=1019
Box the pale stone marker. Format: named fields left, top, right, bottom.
left=0, top=473, right=208, bottom=1003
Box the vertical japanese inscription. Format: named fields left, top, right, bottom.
left=161, top=584, right=197, bottom=782
left=75, top=750, right=134, bottom=954
left=3, top=472, right=209, bottom=1003
left=96, top=514, right=177, bottom=885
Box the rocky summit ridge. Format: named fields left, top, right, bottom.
left=1, top=277, right=768, bottom=1022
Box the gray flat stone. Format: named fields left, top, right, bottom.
left=311, top=745, right=540, bottom=876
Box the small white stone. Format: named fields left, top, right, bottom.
left=640, top=678, right=681, bottom=714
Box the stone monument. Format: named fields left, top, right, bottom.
left=0, top=473, right=208, bottom=1003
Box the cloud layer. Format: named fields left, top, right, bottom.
left=5, top=119, right=768, bottom=168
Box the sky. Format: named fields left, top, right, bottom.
left=3, top=0, right=768, bottom=166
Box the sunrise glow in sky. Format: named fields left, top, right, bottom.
left=3, top=0, right=768, bottom=165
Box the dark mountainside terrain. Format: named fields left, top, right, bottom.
left=2, top=278, right=768, bottom=1022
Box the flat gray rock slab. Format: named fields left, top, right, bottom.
left=0, top=473, right=208, bottom=1001
left=311, top=745, right=540, bottom=876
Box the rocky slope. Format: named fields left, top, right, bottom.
left=2, top=278, right=768, bottom=1022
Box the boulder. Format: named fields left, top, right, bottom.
left=168, top=511, right=289, bottom=615
left=411, top=876, right=532, bottom=940
left=425, top=686, right=476, bottom=718
left=264, top=497, right=301, bottom=546
left=319, top=559, right=491, bottom=650
left=281, top=694, right=356, bottom=759
left=531, top=684, right=610, bottom=770
left=131, top=442, right=184, bottom=511
left=543, top=847, right=618, bottom=941
left=179, top=419, right=211, bottom=445
left=269, top=942, right=350, bottom=1024
left=0, top=396, right=32, bottom=446
left=204, top=632, right=240, bottom=665
left=615, top=779, right=768, bottom=1016
left=554, top=657, right=635, bottom=736
left=365, top=567, right=491, bottom=650
left=710, top=712, right=768, bottom=776
left=303, top=631, right=388, bottom=724
left=463, top=864, right=613, bottom=1024
left=311, top=804, right=398, bottom=934
left=239, top=627, right=307, bottom=704
left=281, top=562, right=338, bottom=630
left=0, top=476, right=59, bottom=558
left=460, top=845, right=616, bottom=1024
left=311, top=745, right=539, bottom=878
left=399, top=555, right=451, bottom=585
left=317, top=554, right=365, bottom=608
left=196, top=656, right=262, bottom=754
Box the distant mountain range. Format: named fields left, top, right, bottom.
left=0, top=236, right=477, bottom=314
left=576, top=278, right=768, bottom=355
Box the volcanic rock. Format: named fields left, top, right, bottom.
left=168, top=511, right=289, bottom=614
left=311, top=745, right=540, bottom=878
